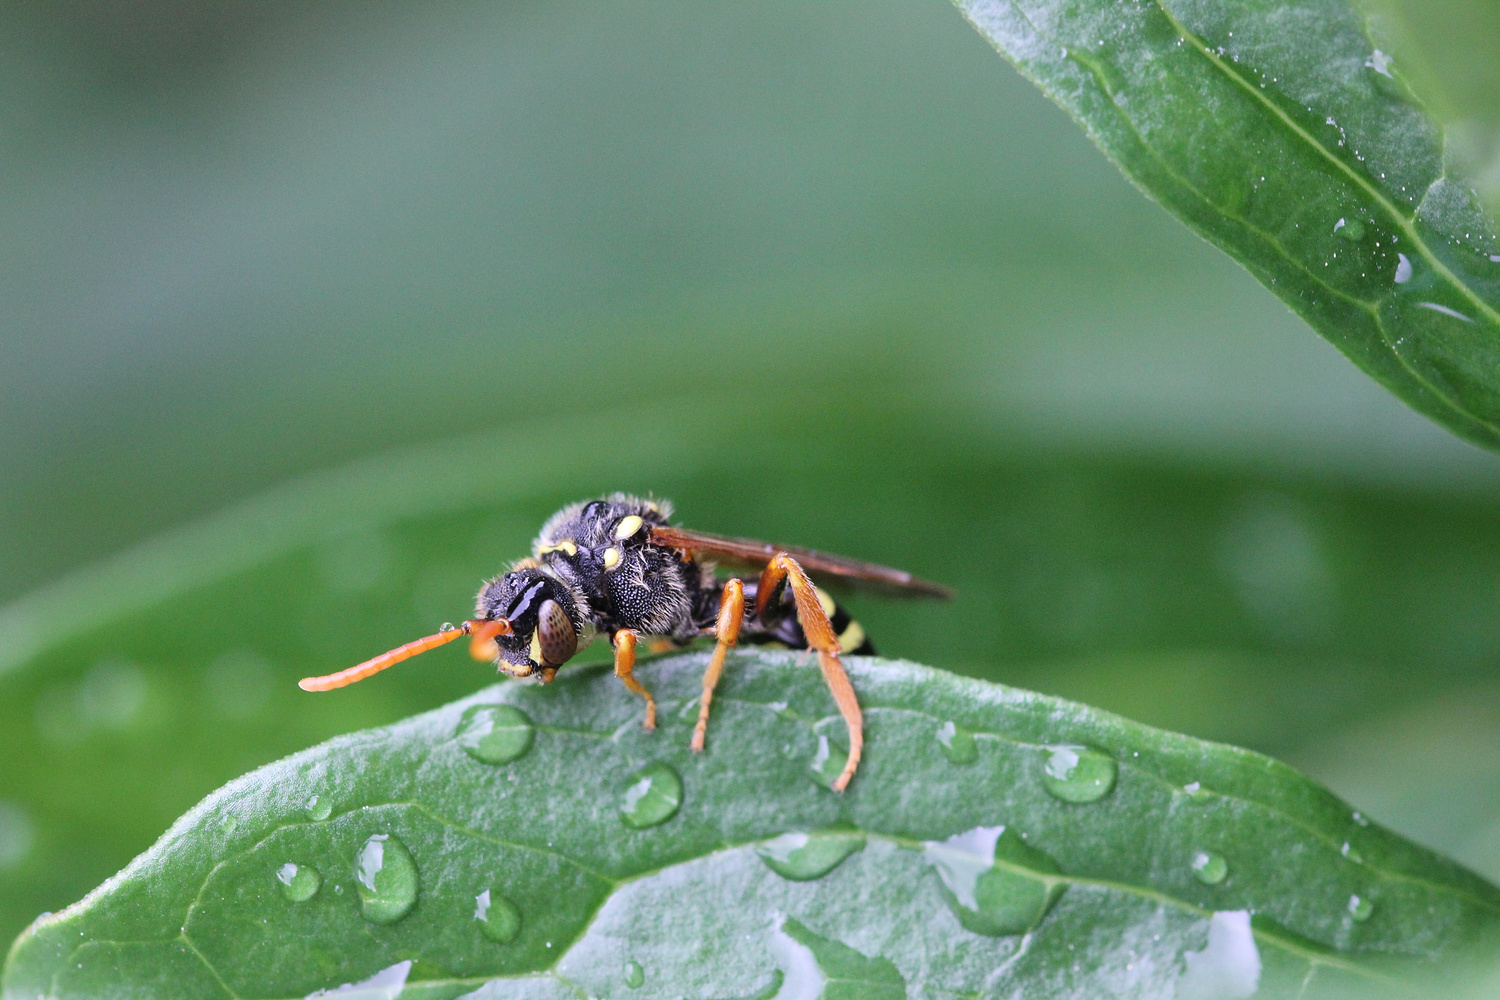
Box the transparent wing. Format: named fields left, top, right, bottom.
left=648, top=525, right=952, bottom=599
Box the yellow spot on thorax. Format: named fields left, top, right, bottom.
left=603, top=546, right=622, bottom=570
left=614, top=515, right=644, bottom=539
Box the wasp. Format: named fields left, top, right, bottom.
left=299, top=494, right=950, bottom=790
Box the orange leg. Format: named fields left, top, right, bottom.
left=757, top=554, right=863, bottom=792
left=613, top=629, right=656, bottom=731
left=692, top=579, right=745, bottom=753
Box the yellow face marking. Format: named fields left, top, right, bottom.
left=815, top=587, right=836, bottom=619
left=529, top=630, right=543, bottom=664
left=613, top=515, right=644, bottom=540
left=838, top=620, right=866, bottom=655
left=537, top=539, right=578, bottom=557
left=603, top=546, right=622, bottom=570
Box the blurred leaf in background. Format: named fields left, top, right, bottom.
left=1355, top=0, right=1500, bottom=214
left=2, top=0, right=1500, bottom=961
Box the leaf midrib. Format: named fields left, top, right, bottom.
left=987, top=0, right=1500, bottom=440
left=75, top=827, right=1400, bottom=1000
left=1150, top=0, right=1499, bottom=332
left=39, top=691, right=1452, bottom=996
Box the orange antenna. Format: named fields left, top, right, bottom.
left=299, top=619, right=511, bottom=692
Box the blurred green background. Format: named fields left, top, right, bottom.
left=3, top=0, right=1500, bottom=951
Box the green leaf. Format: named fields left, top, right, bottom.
left=955, top=0, right=1500, bottom=450
left=6, top=651, right=1498, bottom=999
left=24, top=396, right=1500, bottom=956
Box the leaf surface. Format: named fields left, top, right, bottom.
left=956, top=0, right=1500, bottom=450
left=6, top=650, right=1498, bottom=999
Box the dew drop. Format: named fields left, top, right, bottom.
left=1182, top=781, right=1212, bottom=803
left=808, top=733, right=850, bottom=789
left=1190, top=850, right=1228, bottom=885
left=1416, top=301, right=1475, bottom=323
left=1334, top=217, right=1364, bottom=242
left=1347, top=894, right=1374, bottom=922
left=624, top=959, right=645, bottom=989
left=306, top=795, right=332, bottom=822
left=1040, top=745, right=1117, bottom=803
left=619, top=763, right=683, bottom=829
left=756, top=829, right=866, bottom=881
left=276, top=862, right=321, bottom=902
left=936, top=721, right=978, bottom=765
left=455, top=705, right=535, bottom=765
left=473, top=888, right=522, bottom=943
left=1394, top=253, right=1413, bottom=284
left=354, top=833, right=418, bottom=924
left=923, top=825, right=1066, bottom=936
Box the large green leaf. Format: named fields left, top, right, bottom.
left=6, top=650, right=1499, bottom=999
left=956, top=0, right=1500, bottom=450
left=13, top=393, right=1500, bottom=958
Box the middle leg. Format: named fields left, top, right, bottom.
left=692, top=578, right=745, bottom=752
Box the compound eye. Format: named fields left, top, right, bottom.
left=613, top=515, right=644, bottom=540
left=535, top=599, right=578, bottom=667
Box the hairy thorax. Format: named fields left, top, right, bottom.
left=532, top=493, right=714, bottom=640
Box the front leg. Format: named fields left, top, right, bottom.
left=612, top=629, right=657, bottom=731
left=757, top=554, right=863, bottom=792
left=692, top=578, right=745, bottom=753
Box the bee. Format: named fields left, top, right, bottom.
left=298, top=494, right=951, bottom=790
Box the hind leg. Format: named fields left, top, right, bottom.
left=756, top=555, right=863, bottom=791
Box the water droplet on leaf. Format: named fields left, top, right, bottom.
left=624, top=960, right=645, bottom=989
left=473, top=888, right=522, bottom=943
left=936, top=721, right=978, bottom=764
left=1040, top=745, right=1117, bottom=803
left=306, top=795, right=332, bottom=822
left=808, top=733, right=849, bottom=789
left=1394, top=253, right=1413, bottom=284
left=619, top=763, right=682, bottom=829
left=756, top=829, right=866, bottom=881
left=923, top=825, right=1065, bottom=936
left=1347, top=894, right=1373, bottom=922
left=355, top=833, right=418, bottom=924
left=1191, top=850, right=1228, bottom=885
left=276, top=862, right=321, bottom=902
left=456, top=705, right=535, bottom=765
